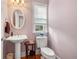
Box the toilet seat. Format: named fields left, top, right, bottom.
left=41, top=47, right=55, bottom=56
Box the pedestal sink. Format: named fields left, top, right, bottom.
left=6, top=35, right=28, bottom=59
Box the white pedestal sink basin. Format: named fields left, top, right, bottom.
left=6, top=35, right=28, bottom=59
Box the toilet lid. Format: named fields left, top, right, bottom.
left=41, top=47, right=55, bottom=56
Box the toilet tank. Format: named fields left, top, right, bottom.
left=36, top=36, right=47, bottom=48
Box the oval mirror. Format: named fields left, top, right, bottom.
left=12, top=10, right=25, bottom=29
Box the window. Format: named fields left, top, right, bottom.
left=33, top=3, right=47, bottom=34
left=35, top=25, right=43, bottom=31
left=34, top=5, right=47, bottom=19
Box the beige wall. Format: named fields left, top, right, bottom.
left=1, top=0, right=8, bottom=58
left=1, top=0, right=8, bottom=38
left=48, top=0, right=77, bottom=59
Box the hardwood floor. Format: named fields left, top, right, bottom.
left=21, top=55, right=41, bottom=59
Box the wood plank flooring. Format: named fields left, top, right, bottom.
left=21, top=55, right=41, bottom=59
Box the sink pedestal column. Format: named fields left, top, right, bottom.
left=5, top=35, right=28, bottom=59
left=15, top=43, right=21, bottom=59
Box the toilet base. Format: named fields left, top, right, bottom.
left=41, top=52, right=56, bottom=59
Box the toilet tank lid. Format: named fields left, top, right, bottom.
left=41, top=47, right=55, bottom=56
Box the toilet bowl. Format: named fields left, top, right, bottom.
left=41, top=47, right=56, bottom=59
left=36, top=37, right=56, bottom=59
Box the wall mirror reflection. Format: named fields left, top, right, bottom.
left=12, top=10, right=25, bottom=29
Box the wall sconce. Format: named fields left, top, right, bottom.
left=16, top=0, right=20, bottom=4
left=12, top=0, right=24, bottom=5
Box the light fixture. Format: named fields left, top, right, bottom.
left=16, top=0, right=20, bottom=4
left=12, top=0, right=24, bottom=5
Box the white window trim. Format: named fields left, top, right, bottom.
left=32, top=2, right=48, bottom=33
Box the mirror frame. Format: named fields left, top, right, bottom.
left=11, top=9, right=25, bottom=29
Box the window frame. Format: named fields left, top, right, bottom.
left=32, top=2, right=48, bottom=33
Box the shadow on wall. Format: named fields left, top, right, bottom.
left=3, top=41, right=15, bottom=59
left=48, top=26, right=77, bottom=59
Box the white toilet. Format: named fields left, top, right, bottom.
left=36, top=36, right=56, bottom=59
